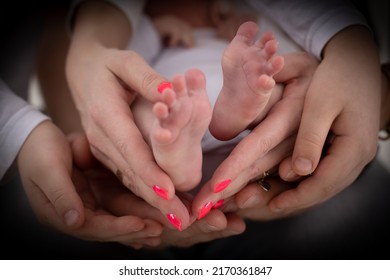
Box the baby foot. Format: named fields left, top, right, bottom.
left=209, top=21, right=284, bottom=140
left=151, top=68, right=212, bottom=192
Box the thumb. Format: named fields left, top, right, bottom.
left=41, top=167, right=85, bottom=229
left=107, top=50, right=170, bottom=102
left=292, top=91, right=334, bottom=176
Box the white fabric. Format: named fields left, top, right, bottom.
left=113, top=0, right=369, bottom=60
left=127, top=15, right=162, bottom=64
left=0, top=80, right=49, bottom=179
left=68, top=0, right=370, bottom=152
left=246, top=0, right=369, bottom=59
left=67, top=0, right=146, bottom=34
left=130, top=23, right=253, bottom=152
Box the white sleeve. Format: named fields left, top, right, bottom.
left=0, top=80, right=49, bottom=179
left=67, top=0, right=146, bottom=35
left=246, top=0, right=370, bottom=59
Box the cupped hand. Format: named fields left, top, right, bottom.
left=268, top=26, right=381, bottom=213
left=17, top=122, right=162, bottom=248
left=92, top=178, right=246, bottom=249
left=191, top=51, right=318, bottom=218
left=193, top=26, right=381, bottom=219
left=66, top=0, right=193, bottom=230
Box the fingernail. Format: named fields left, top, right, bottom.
left=64, top=209, right=79, bottom=227
left=213, top=199, right=225, bottom=209
left=294, top=157, right=313, bottom=174
left=198, top=201, right=213, bottom=220
left=214, top=179, right=231, bottom=193
left=152, top=185, right=169, bottom=200
left=166, top=213, right=182, bottom=231
left=157, top=81, right=172, bottom=94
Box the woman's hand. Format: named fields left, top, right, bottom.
left=65, top=1, right=192, bottom=230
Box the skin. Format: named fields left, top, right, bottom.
left=192, top=25, right=382, bottom=218
left=36, top=1, right=384, bottom=248
left=17, top=121, right=163, bottom=247
left=65, top=1, right=193, bottom=230
left=71, top=133, right=246, bottom=249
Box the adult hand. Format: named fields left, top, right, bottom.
left=271, top=26, right=381, bottom=213
left=65, top=1, right=191, bottom=230
left=91, top=175, right=246, bottom=249
left=222, top=178, right=299, bottom=221
left=192, top=51, right=317, bottom=218
left=193, top=26, right=381, bottom=218
left=70, top=133, right=244, bottom=249
left=87, top=158, right=245, bottom=249
left=17, top=122, right=162, bottom=247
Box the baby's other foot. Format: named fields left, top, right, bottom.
left=210, top=21, right=284, bottom=140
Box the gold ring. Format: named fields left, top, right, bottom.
left=257, top=170, right=271, bottom=191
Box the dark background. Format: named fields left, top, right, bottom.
left=0, top=0, right=389, bottom=260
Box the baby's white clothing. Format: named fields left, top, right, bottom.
left=128, top=13, right=301, bottom=152
left=246, top=0, right=369, bottom=59
left=68, top=0, right=371, bottom=152
left=102, top=0, right=369, bottom=60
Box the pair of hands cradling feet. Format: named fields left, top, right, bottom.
left=69, top=133, right=246, bottom=249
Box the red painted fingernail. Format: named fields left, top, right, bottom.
left=157, top=81, right=172, bottom=94
left=213, top=199, right=225, bottom=209
left=198, top=201, right=213, bottom=220
left=167, top=213, right=182, bottom=231
left=214, top=179, right=231, bottom=193
left=152, top=185, right=169, bottom=200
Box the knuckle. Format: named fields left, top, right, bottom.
left=50, top=188, right=68, bottom=212
left=115, top=138, right=129, bottom=158
left=300, top=131, right=323, bottom=151
left=253, top=132, right=274, bottom=156
left=121, top=168, right=139, bottom=195
left=248, top=164, right=264, bottom=179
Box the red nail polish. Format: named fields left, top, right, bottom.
left=166, top=213, right=182, bottom=231
left=213, top=199, right=225, bottom=209
left=214, top=179, right=231, bottom=193
left=198, top=201, right=213, bottom=220
left=157, top=81, right=172, bottom=94
left=152, top=185, right=169, bottom=200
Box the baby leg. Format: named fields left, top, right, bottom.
left=209, top=21, right=284, bottom=140
left=150, top=69, right=212, bottom=192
